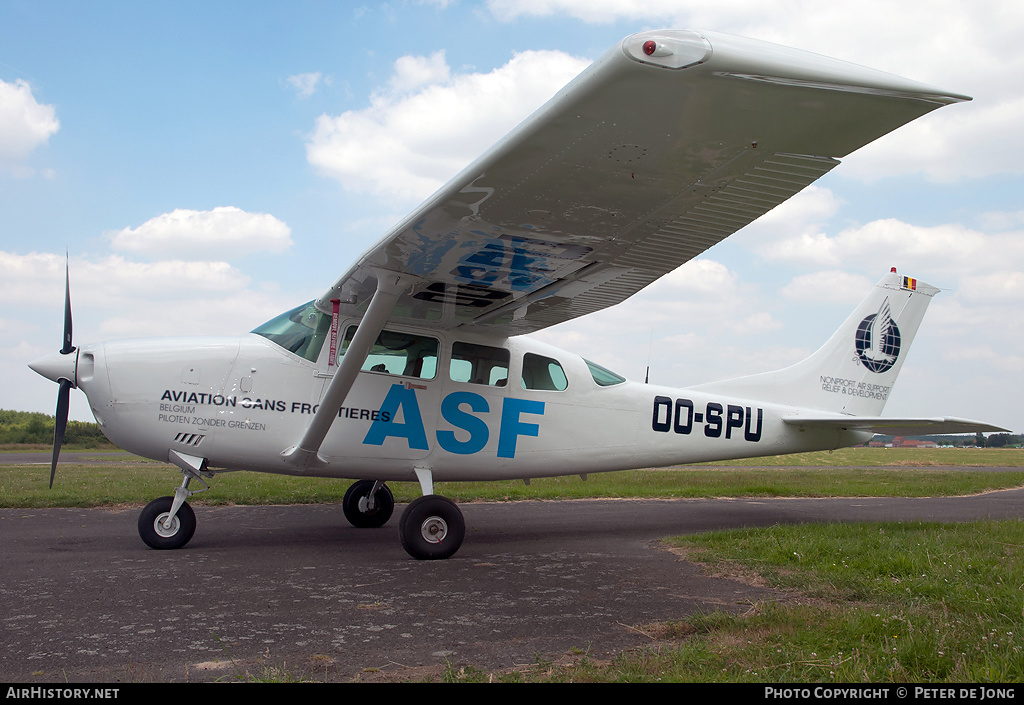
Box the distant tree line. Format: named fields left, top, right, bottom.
left=870, top=433, right=1024, bottom=448
left=0, top=410, right=115, bottom=448
left=980, top=433, right=1023, bottom=448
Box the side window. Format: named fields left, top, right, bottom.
left=450, top=342, right=510, bottom=387
left=521, top=353, right=568, bottom=391
left=585, top=359, right=626, bottom=386
left=340, top=327, right=438, bottom=379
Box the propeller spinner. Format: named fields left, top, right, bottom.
left=27, top=260, right=78, bottom=488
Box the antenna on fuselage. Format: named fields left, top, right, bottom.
left=644, top=325, right=653, bottom=384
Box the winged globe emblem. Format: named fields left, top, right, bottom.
left=855, top=297, right=901, bottom=373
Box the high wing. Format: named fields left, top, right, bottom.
left=783, top=416, right=1009, bottom=437
left=315, top=29, right=969, bottom=336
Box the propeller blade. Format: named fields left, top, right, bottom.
left=51, top=379, right=71, bottom=489
left=50, top=256, right=75, bottom=488
left=61, top=258, right=74, bottom=355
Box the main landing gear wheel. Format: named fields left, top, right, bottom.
left=138, top=496, right=196, bottom=550
left=399, top=495, right=465, bottom=560
left=342, top=480, right=395, bottom=528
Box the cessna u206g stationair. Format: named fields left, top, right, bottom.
left=30, top=30, right=1006, bottom=559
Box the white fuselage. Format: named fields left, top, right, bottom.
left=74, top=322, right=868, bottom=483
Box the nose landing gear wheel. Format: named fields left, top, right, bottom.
left=343, top=480, right=395, bottom=528
left=399, top=495, right=465, bottom=560
left=138, top=496, right=196, bottom=550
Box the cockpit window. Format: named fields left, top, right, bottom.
left=340, top=326, right=439, bottom=379
left=585, top=359, right=626, bottom=386
left=251, top=301, right=330, bottom=362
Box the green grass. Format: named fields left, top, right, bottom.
left=2, top=447, right=1023, bottom=509
left=438, top=520, right=1024, bottom=683
left=702, top=446, right=1024, bottom=467
left=665, top=520, right=1024, bottom=682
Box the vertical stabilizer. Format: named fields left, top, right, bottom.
left=692, top=270, right=940, bottom=415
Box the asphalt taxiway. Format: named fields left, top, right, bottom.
left=3, top=483, right=1023, bottom=683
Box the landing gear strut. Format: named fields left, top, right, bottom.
left=138, top=450, right=209, bottom=550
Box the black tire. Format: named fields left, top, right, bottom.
left=138, top=496, right=197, bottom=550
left=399, top=495, right=465, bottom=560
left=343, top=480, right=395, bottom=528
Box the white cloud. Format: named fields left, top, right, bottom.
left=485, top=0, right=1024, bottom=183
left=958, top=271, right=1024, bottom=304
left=287, top=72, right=328, bottom=98
left=305, top=49, right=590, bottom=203
left=0, top=250, right=295, bottom=345
left=654, top=259, right=737, bottom=294
left=758, top=186, right=842, bottom=228
left=108, top=207, right=293, bottom=260
left=980, top=210, right=1024, bottom=231
left=4, top=247, right=300, bottom=423
left=0, top=78, right=59, bottom=172
left=0, top=251, right=246, bottom=305
left=532, top=257, right=787, bottom=384
left=486, top=0, right=649, bottom=24
left=841, top=93, right=1024, bottom=183
left=732, top=186, right=842, bottom=252
left=759, top=219, right=1013, bottom=274
left=781, top=270, right=874, bottom=305
left=643, top=260, right=781, bottom=339
left=390, top=51, right=450, bottom=93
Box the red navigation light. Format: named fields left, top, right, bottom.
left=643, top=40, right=657, bottom=56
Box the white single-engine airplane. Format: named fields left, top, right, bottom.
left=30, top=30, right=1006, bottom=560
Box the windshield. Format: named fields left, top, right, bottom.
left=251, top=301, right=331, bottom=362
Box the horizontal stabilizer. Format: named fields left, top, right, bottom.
left=782, top=415, right=1009, bottom=437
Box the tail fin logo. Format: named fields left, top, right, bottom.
left=855, top=297, right=901, bottom=373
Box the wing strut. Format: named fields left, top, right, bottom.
left=282, top=269, right=421, bottom=469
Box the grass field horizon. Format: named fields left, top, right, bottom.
left=2, top=446, right=1022, bottom=509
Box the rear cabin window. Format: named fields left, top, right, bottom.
left=340, top=326, right=438, bottom=379
left=450, top=342, right=510, bottom=387
left=521, top=353, right=568, bottom=391
left=585, top=359, right=626, bottom=386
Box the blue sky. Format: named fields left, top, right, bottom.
left=3, top=0, right=1023, bottom=434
